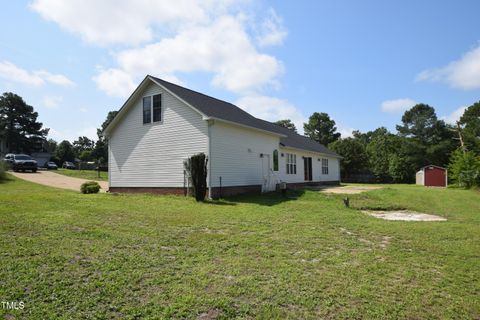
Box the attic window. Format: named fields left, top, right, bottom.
left=153, top=94, right=162, bottom=122
left=143, top=96, right=151, bottom=124
left=143, top=94, right=162, bottom=124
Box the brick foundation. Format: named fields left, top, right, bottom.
left=109, top=181, right=339, bottom=198
left=210, top=185, right=262, bottom=199
left=109, top=185, right=262, bottom=198
left=108, top=187, right=186, bottom=195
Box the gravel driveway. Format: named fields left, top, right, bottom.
left=9, top=171, right=109, bottom=192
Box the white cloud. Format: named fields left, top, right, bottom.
left=256, top=8, right=287, bottom=47
left=235, top=95, right=306, bottom=134
left=336, top=124, right=355, bottom=138
left=35, top=70, right=75, bottom=87
left=441, top=106, right=467, bottom=125
left=416, top=45, right=480, bottom=90
left=0, top=61, right=43, bottom=86
left=92, top=68, right=136, bottom=97
left=48, top=126, right=98, bottom=142
left=0, top=60, right=74, bottom=87
left=31, top=1, right=285, bottom=96
left=381, top=98, right=417, bottom=113
left=43, top=95, right=63, bottom=109
left=105, top=15, right=283, bottom=95
left=30, top=0, right=215, bottom=46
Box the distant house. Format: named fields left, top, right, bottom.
left=416, top=165, right=447, bottom=187
left=103, top=76, right=341, bottom=198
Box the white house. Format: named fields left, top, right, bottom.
left=103, top=76, right=341, bottom=198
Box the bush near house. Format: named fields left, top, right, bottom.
left=184, top=153, right=208, bottom=201
left=80, top=181, right=101, bottom=194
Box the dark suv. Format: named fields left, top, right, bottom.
left=4, top=154, right=38, bottom=172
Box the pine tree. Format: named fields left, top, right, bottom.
left=0, top=92, right=49, bottom=153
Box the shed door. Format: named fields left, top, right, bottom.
left=424, top=167, right=446, bottom=187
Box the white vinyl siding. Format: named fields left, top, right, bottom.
left=209, top=121, right=279, bottom=187
left=279, top=148, right=340, bottom=183
left=109, top=81, right=208, bottom=187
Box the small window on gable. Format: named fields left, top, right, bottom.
left=153, top=94, right=162, bottom=122
left=143, top=96, right=151, bottom=124
left=273, top=150, right=279, bottom=171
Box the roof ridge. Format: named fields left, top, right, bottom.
left=149, top=75, right=251, bottom=113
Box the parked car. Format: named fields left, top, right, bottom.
left=62, top=161, right=76, bottom=169
left=3, top=154, right=37, bottom=172
left=45, top=162, right=58, bottom=170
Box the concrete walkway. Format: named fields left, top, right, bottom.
left=9, top=170, right=108, bottom=192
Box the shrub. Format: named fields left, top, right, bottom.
left=448, top=148, right=480, bottom=189
left=184, top=153, right=208, bottom=201
left=80, top=181, right=101, bottom=194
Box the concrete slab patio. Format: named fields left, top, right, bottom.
left=310, top=185, right=382, bottom=194
left=9, top=171, right=108, bottom=192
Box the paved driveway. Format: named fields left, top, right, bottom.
left=9, top=171, right=108, bottom=192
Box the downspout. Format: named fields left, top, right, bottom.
left=207, top=120, right=213, bottom=199
left=107, top=136, right=111, bottom=191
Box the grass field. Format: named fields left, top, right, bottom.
left=0, top=176, right=479, bottom=319
left=55, top=168, right=108, bottom=181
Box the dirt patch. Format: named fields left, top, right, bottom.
left=313, top=185, right=382, bottom=194
left=362, top=210, right=447, bottom=221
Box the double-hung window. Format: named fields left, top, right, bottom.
left=153, top=94, right=162, bottom=122
left=286, top=153, right=297, bottom=174
left=143, top=96, right=151, bottom=124
left=143, top=94, right=162, bottom=124
left=322, top=158, right=329, bottom=175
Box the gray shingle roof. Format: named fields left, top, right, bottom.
left=150, top=76, right=340, bottom=157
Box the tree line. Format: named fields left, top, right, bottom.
left=0, top=92, right=117, bottom=166
left=274, top=102, right=480, bottom=188
left=1, top=91, right=479, bottom=186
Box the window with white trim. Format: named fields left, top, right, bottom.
left=143, top=96, right=151, bottom=124
left=322, top=158, right=329, bottom=175
left=286, top=153, right=297, bottom=174
left=143, top=94, right=162, bottom=124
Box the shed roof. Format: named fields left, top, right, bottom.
left=420, top=165, right=447, bottom=170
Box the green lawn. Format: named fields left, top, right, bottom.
left=0, top=176, right=479, bottom=319
left=55, top=168, right=108, bottom=181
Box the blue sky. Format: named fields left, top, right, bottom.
left=1, top=1, right=479, bottom=142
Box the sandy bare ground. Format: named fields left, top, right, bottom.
left=9, top=171, right=108, bottom=192
left=362, top=210, right=447, bottom=221
left=311, top=185, right=382, bottom=194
